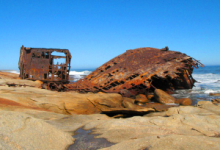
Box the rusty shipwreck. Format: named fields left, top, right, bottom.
left=18, top=46, right=202, bottom=95
left=66, top=46, right=202, bottom=96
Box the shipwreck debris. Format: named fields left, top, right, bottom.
left=18, top=46, right=202, bottom=96
left=66, top=46, right=203, bottom=96
left=18, top=45, right=71, bottom=90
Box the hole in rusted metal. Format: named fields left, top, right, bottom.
left=108, top=73, right=113, bottom=77
left=44, top=74, right=47, bottom=79
left=105, top=65, right=111, bottom=70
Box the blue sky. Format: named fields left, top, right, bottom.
left=0, top=0, right=219, bottom=70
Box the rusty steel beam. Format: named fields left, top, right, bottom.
left=66, top=47, right=203, bottom=96
left=18, top=45, right=71, bottom=90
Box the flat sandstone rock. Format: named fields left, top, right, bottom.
left=0, top=110, right=73, bottom=150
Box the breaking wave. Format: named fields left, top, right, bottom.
left=69, top=70, right=92, bottom=81
left=192, top=73, right=220, bottom=94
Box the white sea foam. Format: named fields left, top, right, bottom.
left=69, top=71, right=91, bottom=76
left=204, top=89, right=215, bottom=94
left=1, top=70, right=20, bottom=74
left=1, top=70, right=91, bottom=81
left=192, top=73, right=220, bottom=94
left=193, top=73, right=220, bottom=83
left=204, top=89, right=220, bottom=94
left=69, top=70, right=92, bottom=81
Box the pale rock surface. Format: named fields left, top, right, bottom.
left=0, top=110, right=73, bottom=150
left=165, top=106, right=215, bottom=116
left=100, top=135, right=220, bottom=150
left=0, top=78, right=42, bottom=88
left=197, top=101, right=220, bottom=115
left=82, top=104, right=220, bottom=150
left=46, top=114, right=110, bottom=133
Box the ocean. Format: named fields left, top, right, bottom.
left=173, top=65, right=220, bottom=104
left=2, top=65, right=220, bottom=104
left=69, top=68, right=94, bottom=82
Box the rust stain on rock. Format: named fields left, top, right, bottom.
left=0, top=98, right=50, bottom=111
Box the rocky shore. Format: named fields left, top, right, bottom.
left=0, top=71, right=220, bottom=150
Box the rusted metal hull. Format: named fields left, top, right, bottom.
left=18, top=45, right=71, bottom=90
left=66, top=47, right=202, bottom=96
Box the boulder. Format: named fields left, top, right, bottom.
left=0, top=111, right=73, bottom=150
left=175, top=98, right=192, bottom=106
left=90, top=93, right=123, bottom=108
left=154, top=89, right=176, bottom=104
left=63, top=96, right=99, bottom=115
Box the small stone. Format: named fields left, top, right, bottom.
left=211, top=99, right=220, bottom=104
left=147, top=94, right=154, bottom=101
left=135, top=94, right=149, bottom=103
left=176, top=98, right=192, bottom=106
left=209, top=93, right=220, bottom=96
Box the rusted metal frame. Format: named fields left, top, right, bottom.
left=19, top=46, right=71, bottom=88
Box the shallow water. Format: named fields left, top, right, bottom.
left=170, top=66, right=220, bottom=104
left=68, top=128, right=114, bottom=150
left=171, top=89, right=220, bottom=105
